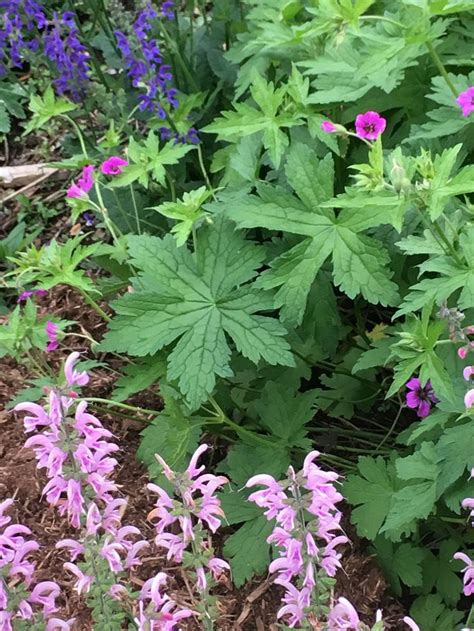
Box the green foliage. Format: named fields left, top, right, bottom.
left=101, top=216, right=294, bottom=408
left=2, top=0, right=474, bottom=622
left=23, top=86, right=76, bottom=134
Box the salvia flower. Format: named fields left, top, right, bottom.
left=148, top=444, right=229, bottom=626
left=15, top=353, right=119, bottom=528
left=355, top=111, right=386, bottom=140
left=456, top=87, right=474, bottom=117
left=247, top=451, right=348, bottom=628
left=453, top=552, right=474, bottom=596
left=465, top=389, right=474, bottom=409
left=43, top=12, right=91, bottom=101
left=115, top=4, right=178, bottom=119
left=0, top=0, right=47, bottom=76
left=45, top=320, right=59, bottom=352
left=137, top=572, right=194, bottom=629
left=160, top=1, right=175, bottom=20
left=405, top=377, right=438, bottom=418
left=101, top=156, right=128, bottom=175
left=0, top=499, right=70, bottom=629
left=66, top=165, right=95, bottom=199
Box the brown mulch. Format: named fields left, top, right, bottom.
left=0, top=285, right=407, bottom=630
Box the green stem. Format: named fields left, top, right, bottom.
left=130, top=184, right=141, bottom=234
left=414, top=205, right=465, bottom=267
left=426, top=41, right=458, bottom=98
left=432, top=220, right=465, bottom=267
left=111, top=189, right=134, bottom=232
left=82, top=397, right=161, bottom=416
left=197, top=144, right=216, bottom=199
left=375, top=401, right=403, bottom=452
left=160, top=23, right=200, bottom=92
left=76, top=287, right=111, bottom=322
left=359, top=15, right=406, bottom=28
left=208, top=397, right=280, bottom=448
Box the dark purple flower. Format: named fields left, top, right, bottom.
left=82, top=212, right=96, bottom=227
left=0, top=0, right=46, bottom=75
left=405, top=378, right=438, bottom=418
left=355, top=111, right=386, bottom=140
left=160, top=1, right=175, bottom=20
left=115, top=4, right=178, bottom=120
left=43, top=12, right=91, bottom=101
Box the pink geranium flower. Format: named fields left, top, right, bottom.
left=101, top=156, right=128, bottom=175
left=456, top=87, right=474, bottom=117
left=355, top=111, right=386, bottom=140
left=405, top=377, right=438, bottom=418
left=66, top=165, right=95, bottom=198
left=45, top=321, right=59, bottom=352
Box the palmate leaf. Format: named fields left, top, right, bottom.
left=344, top=456, right=399, bottom=540
left=228, top=145, right=398, bottom=326
left=396, top=226, right=474, bottom=316
left=101, top=216, right=294, bottom=409
left=203, top=75, right=303, bottom=167
left=219, top=442, right=289, bottom=586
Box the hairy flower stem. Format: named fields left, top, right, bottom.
left=82, top=397, right=161, bottom=416
left=129, top=184, right=141, bottom=235
left=197, top=144, right=216, bottom=200
left=414, top=204, right=465, bottom=267
left=62, top=115, right=124, bottom=251
left=76, top=287, right=111, bottom=322
left=159, top=23, right=199, bottom=92
left=426, top=41, right=458, bottom=98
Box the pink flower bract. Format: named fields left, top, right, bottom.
left=355, top=111, right=386, bottom=140
left=456, top=87, right=474, bottom=117
left=101, top=156, right=129, bottom=176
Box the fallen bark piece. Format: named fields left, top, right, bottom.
left=0, top=164, right=58, bottom=188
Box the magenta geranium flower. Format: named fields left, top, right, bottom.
left=45, top=321, right=59, bottom=352
left=67, top=165, right=95, bottom=198
left=405, top=378, right=438, bottom=418
left=320, top=120, right=336, bottom=133
left=355, top=111, right=386, bottom=140
left=456, top=87, right=474, bottom=117
left=101, top=156, right=128, bottom=176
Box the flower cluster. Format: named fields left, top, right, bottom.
left=0, top=498, right=72, bottom=630
left=115, top=3, right=178, bottom=120
left=405, top=377, right=438, bottom=418
left=14, top=352, right=119, bottom=528
left=43, top=12, right=92, bottom=101
left=247, top=451, right=348, bottom=628
left=57, top=499, right=149, bottom=628
left=0, top=0, right=46, bottom=76
left=146, top=443, right=229, bottom=626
